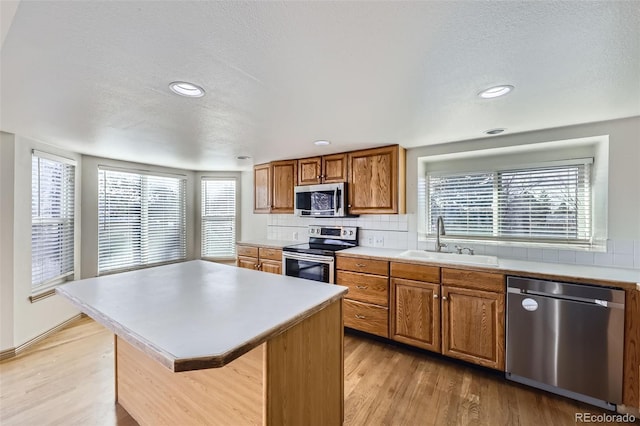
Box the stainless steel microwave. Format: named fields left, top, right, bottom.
left=294, top=183, right=347, bottom=217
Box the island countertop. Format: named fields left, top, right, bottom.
left=56, top=260, right=347, bottom=372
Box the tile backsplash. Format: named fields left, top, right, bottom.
left=266, top=214, right=640, bottom=270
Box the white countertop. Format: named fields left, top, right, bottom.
left=56, top=260, right=347, bottom=371
left=237, top=239, right=298, bottom=248
left=340, top=247, right=640, bottom=286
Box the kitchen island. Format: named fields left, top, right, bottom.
left=56, top=260, right=347, bottom=426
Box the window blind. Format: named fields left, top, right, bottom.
left=201, top=178, right=237, bottom=258
left=98, top=168, right=186, bottom=274
left=428, top=161, right=592, bottom=243
left=31, top=152, right=76, bottom=290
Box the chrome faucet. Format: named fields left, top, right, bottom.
left=435, top=216, right=446, bottom=252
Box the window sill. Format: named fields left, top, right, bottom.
left=29, top=288, right=57, bottom=303
left=419, top=235, right=607, bottom=253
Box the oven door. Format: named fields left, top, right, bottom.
left=282, top=251, right=335, bottom=284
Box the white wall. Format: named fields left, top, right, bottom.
left=1, top=132, right=16, bottom=351
left=1, top=135, right=82, bottom=351
left=81, top=155, right=197, bottom=278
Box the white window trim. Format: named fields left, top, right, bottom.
left=418, top=136, right=608, bottom=251
left=31, top=150, right=77, bottom=298
left=200, top=176, right=239, bottom=261
left=97, top=166, right=187, bottom=275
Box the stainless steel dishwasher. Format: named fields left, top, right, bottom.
left=506, top=276, right=625, bottom=410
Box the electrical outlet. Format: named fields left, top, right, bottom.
left=367, top=236, right=374, bottom=246
left=374, top=235, right=384, bottom=247
left=292, top=231, right=298, bottom=240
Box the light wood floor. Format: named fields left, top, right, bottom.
left=0, top=317, right=626, bottom=426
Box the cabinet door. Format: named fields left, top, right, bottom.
left=260, top=260, right=282, bottom=275
left=348, top=146, right=402, bottom=214
left=322, top=153, right=347, bottom=183
left=298, top=157, right=322, bottom=185
left=237, top=256, right=259, bottom=270
left=271, top=160, right=297, bottom=213
left=254, top=163, right=272, bottom=213
left=441, top=286, right=505, bottom=370
left=391, top=278, right=440, bottom=352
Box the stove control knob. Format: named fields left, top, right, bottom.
left=349, top=230, right=354, bottom=235
left=342, top=230, right=347, bottom=235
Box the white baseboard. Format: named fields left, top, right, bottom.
left=0, top=313, right=85, bottom=361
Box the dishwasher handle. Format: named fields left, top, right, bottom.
left=507, top=287, right=625, bottom=310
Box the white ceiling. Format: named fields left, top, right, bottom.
left=1, top=1, right=639, bottom=171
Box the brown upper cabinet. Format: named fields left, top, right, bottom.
left=254, top=163, right=271, bottom=213
left=253, top=160, right=298, bottom=213
left=297, top=153, right=348, bottom=185
left=347, top=145, right=406, bottom=214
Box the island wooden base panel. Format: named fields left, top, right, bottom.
left=1, top=316, right=633, bottom=426
left=116, top=338, right=263, bottom=425
left=116, top=300, right=343, bottom=426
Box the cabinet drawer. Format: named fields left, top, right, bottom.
left=441, top=268, right=504, bottom=293
left=258, top=247, right=282, bottom=261
left=237, top=256, right=258, bottom=270
left=260, top=260, right=281, bottom=275
left=343, top=299, right=389, bottom=338
left=336, top=271, right=389, bottom=306
left=337, top=256, right=389, bottom=276
left=237, top=245, right=258, bottom=258
left=390, top=262, right=440, bottom=283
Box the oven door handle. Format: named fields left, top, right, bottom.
left=282, top=251, right=335, bottom=264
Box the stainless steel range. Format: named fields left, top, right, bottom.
left=282, top=225, right=358, bottom=284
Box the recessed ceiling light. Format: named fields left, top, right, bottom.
left=236, top=155, right=251, bottom=160
left=478, top=85, right=514, bottom=99
left=169, top=81, right=205, bottom=98
left=485, top=128, right=506, bottom=135
left=314, top=140, right=331, bottom=146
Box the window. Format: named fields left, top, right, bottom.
left=98, top=168, right=186, bottom=274
left=428, top=160, right=592, bottom=244
left=201, top=178, right=237, bottom=258
left=31, top=151, right=76, bottom=293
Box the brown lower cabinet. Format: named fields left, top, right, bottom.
left=391, top=278, right=440, bottom=352
left=441, top=285, right=505, bottom=370
left=343, top=299, right=389, bottom=337
left=336, top=255, right=390, bottom=338
left=236, top=245, right=282, bottom=275
left=390, top=262, right=505, bottom=371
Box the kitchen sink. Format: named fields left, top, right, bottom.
left=396, top=250, right=499, bottom=266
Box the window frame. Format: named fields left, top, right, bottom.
left=31, top=150, right=77, bottom=298
left=200, top=176, right=239, bottom=260
left=416, top=132, right=610, bottom=251
left=426, top=158, right=593, bottom=246
left=97, top=166, right=187, bottom=275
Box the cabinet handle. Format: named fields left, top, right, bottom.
left=255, top=264, right=261, bottom=270
left=355, top=263, right=366, bottom=267
left=433, top=294, right=439, bottom=299
left=355, top=314, right=366, bottom=319
left=442, top=296, right=447, bottom=301
left=356, top=285, right=368, bottom=289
